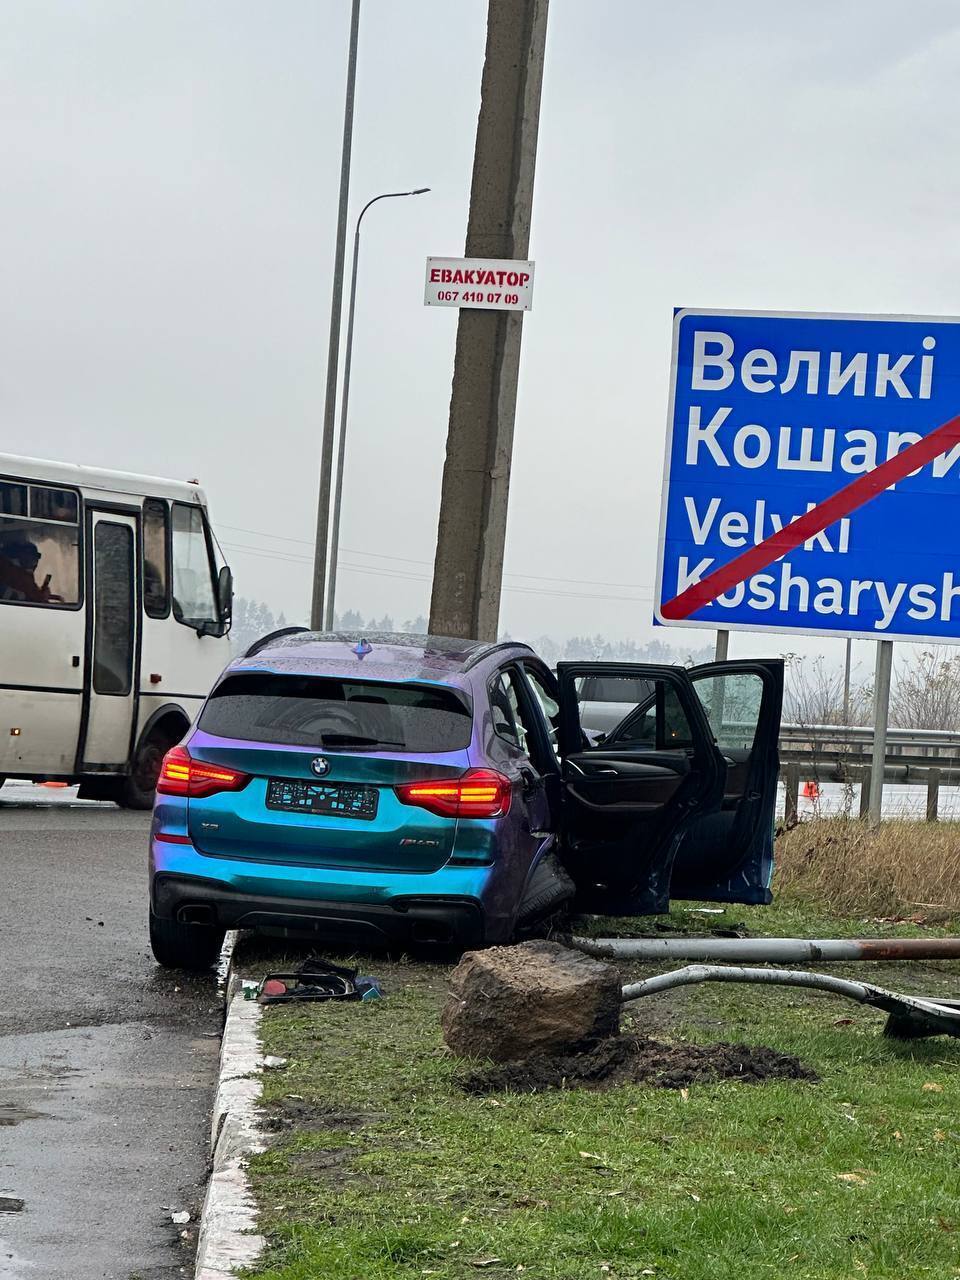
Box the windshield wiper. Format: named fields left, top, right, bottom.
left=320, top=735, right=406, bottom=750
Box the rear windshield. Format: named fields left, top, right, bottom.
left=200, top=674, right=473, bottom=752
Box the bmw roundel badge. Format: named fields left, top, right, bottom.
left=310, top=756, right=331, bottom=777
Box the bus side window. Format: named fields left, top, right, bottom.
left=0, top=479, right=81, bottom=607
left=143, top=499, right=169, bottom=618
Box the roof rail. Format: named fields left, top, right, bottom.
left=462, top=639, right=535, bottom=671
left=243, top=625, right=310, bottom=659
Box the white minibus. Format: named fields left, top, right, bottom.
left=0, top=453, right=232, bottom=806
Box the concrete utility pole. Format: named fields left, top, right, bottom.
left=428, top=0, right=549, bottom=641
left=311, top=0, right=361, bottom=631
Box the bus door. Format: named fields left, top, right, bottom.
left=79, top=510, right=139, bottom=770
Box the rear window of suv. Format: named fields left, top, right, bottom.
left=199, top=674, right=473, bottom=752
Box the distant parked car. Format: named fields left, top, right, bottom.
left=148, top=631, right=783, bottom=969
left=576, top=674, right=653, bottom=737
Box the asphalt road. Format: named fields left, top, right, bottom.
left=0, top=784, right=223, bottom=1280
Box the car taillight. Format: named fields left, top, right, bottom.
left=395, top=768, right=512, bottom=819
left=156, top=745, right=251, bottom=799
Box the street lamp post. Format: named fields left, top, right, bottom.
left=310, top=0, right=361, bottom=631
left=323, top=187, right=430, bottom=629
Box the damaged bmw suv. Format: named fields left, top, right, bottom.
left=148, top=631, right=782, bottom=968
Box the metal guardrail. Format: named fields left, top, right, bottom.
left=780, top=722, right=960, bottom=766
left=765, top=722, right=960, bottom=821
left=775, top=722, right=960, bottom=821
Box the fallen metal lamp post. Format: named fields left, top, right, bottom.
left=619, top=964, right=960, bottom=1040
left=572, top=935, right=960, bottom=964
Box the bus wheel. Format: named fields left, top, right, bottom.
left=149, top=912, right=224, bottom=971
left=120, top=728, right=179, bottom=810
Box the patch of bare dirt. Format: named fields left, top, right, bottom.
left=458, top=1034, right=817, bottom=1094
left=286, top=1146, right=357, bottom=1182
left=259, top=1096, right=384, bottom=1134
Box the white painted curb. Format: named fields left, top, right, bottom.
left=195, top=941, right=267, bottom=1279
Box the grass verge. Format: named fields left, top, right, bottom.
left=775, top=816, right=960, bottom=917
left=240, top=899, right=960, bottom=1280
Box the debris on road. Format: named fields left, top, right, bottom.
left=247, top=956, right=384, bottom=1005
left=170, top=1209, right=191, bottom=1224
left=620, top=964, right=960, bottom=1040
left=574, top=934, right=960, bottom=963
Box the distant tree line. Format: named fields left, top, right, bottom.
left=784, top=646, right=960, bottom=730
left=232, top=599, right=960, bottom=731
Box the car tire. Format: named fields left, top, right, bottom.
left=515, top=852, right=576, bottom=927
left=149, top=912, right=225, bottom=971
left=120, top=729, right=177, bottom=810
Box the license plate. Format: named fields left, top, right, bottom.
left=266, top=778, right=379, bottom=820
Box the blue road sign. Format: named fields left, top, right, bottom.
left=655, top=309, right=960, bottom=643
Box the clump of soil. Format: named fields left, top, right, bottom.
left=459, top=1034, right=817, bottom=1094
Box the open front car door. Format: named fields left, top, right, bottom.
left=556, top=663, right=724, bottom=915
left=556, top=659, right=783, bottom=915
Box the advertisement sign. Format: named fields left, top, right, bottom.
left=424, top=257, right=535, bottom=311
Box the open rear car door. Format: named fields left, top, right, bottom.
left=555, top=659, right=783, bottom=914
left=672, top=659, right=784, bottom=905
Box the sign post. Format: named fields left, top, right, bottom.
left=868, top=640, right=894, bottom=827
left=656, top=309, right=960, bottom=821
left=843, top=638, right=853, bottom=724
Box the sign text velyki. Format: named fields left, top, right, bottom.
left=424, top=256, right=535, bottom=312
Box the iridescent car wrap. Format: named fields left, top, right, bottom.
left=149, top=634, right=556, bottom=948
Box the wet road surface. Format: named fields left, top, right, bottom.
left=0, top=784, right=223, bottom=1280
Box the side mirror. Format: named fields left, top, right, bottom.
left=217, top=565, right=233, bottom=628
left=198, top=565, right=234, bottom=638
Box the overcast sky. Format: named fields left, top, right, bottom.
left=4, top=0, right=960, bottom=674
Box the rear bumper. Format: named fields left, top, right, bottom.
left=152, top=871, right=486, bottom=946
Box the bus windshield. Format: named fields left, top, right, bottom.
left=171, top=503, right=218, bottom=628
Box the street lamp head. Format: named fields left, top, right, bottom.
left=411, top=187, right=430, bottom=195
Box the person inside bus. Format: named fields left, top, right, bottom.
left=0, top=539, right=58, bottom=603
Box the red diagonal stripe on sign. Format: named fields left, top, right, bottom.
left=660, top=411, right=960, bottom=621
